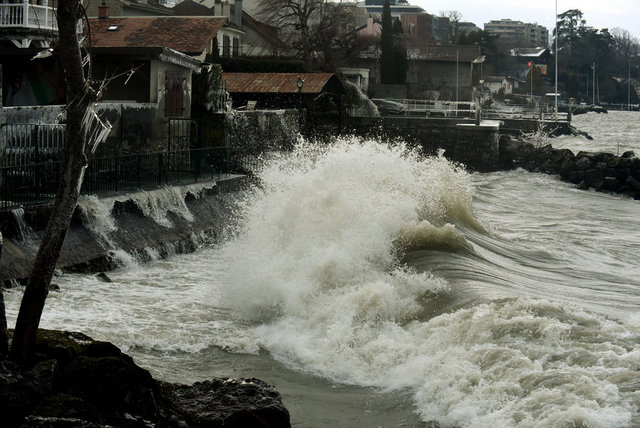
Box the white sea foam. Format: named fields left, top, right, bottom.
left=6, top=136, right=640, bottom=427
left=214, top=137, right=640, bottom=426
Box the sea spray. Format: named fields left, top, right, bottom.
left=77, top=182, right=219, bottom=265
left=215, top=137, right=640, bottom=426
left=219, top=138, right=472, bottom=321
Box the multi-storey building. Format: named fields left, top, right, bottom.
left=484, top=19, right=548, bottom=49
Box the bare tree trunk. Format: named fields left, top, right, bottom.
left=0, top=232, right=7, bottom=357
left=10, top=0, right=92, bottom=364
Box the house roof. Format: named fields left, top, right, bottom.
left=407, top=45, right=481, bottom=62
left=172, top=1, right=287, bottom=50
left=86, top=17, right=227, bottom=56
left=240, top=9, right=288, bottom=50
left=222, top=73, right=338, bottom=94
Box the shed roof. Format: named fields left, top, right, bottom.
left=222, top=73, right=338, bottom=94
left=86, top=17, right=227, bottom=56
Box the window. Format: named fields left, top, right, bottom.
left=222, top=35, right=230, bottom=57
left=232, top=37, right=239, bottom=57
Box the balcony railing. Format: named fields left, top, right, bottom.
left=0, top=1, right=57, bottom=31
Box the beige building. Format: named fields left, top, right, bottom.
left=484, top=19, right=548, bottom=49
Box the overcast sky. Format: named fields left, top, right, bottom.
left=411, top=0, right=640, bottom=38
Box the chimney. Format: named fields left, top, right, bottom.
left=98, top=0, right=108, bottom=19
left=214, top=0, right=221, bottom=16
left=233, top=0, right=242, bottom=27
left=221, top=1, right=231, bottom=19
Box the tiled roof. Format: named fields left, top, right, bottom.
left=223, top=73, right=336, bottom=94
left=86, top=17, right=227, bottom=55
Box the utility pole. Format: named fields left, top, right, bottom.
left=456, top=49, right=459, bottom=117
left=592, top=62, right=596, bottom=105
left=554, top=0, right=558, bottom=119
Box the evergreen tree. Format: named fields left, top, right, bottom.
left=380, top=0, right=394, bottom=84
left=392, top=19, right=407, bottom=84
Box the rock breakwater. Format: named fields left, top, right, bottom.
left=500, top=136, right=640, bottom=200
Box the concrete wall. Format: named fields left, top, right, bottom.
left=0, top=176, right=249, bottom=283
left=343, top=116, right=501, bottom=171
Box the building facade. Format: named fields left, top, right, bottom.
left=484, top=19, right=548, bottom=49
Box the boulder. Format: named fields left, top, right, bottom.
left=1, top=330, right=291, bottom=428
left=166, top=378, right=291, bottom=428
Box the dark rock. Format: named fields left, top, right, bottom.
left=20, top=416, right=108, bottom=428
left=626, top=176, right=640, bottom=192
left=94, top=273, right=112, bottom=283
left=59, top=355, right=157, bottom=417
left=602, top=176, right=620, bottom=191
left=49, top=284, right=60, bottom=292
left=0, top=359, right=41, bottom=427
left=622, top=151, right=636, bottom=159
left=166, top=378, right=291, bottom=428
left=575, top=156, right=592, bottom=171
left=583, top=169, right=605, bottom=189
left=31, top=393, right=101, bottom=423
left=1, top=330, right=290, bottom=428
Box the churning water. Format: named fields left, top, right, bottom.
left=5, top=112, right=640, bottom=427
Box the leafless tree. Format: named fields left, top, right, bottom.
left=441, top=10, right=462, bottom=45
left=10, top=0, right=107, bottom=363
left=611, top=27, right=640, bottom=60
left=256, top=0, right=356, bottom=70
left=0, top=232, right=7, bottom=356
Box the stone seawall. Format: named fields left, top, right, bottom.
left=0, top=176, right=250, bottom=284
left=343, top=116, right=500, bottom=172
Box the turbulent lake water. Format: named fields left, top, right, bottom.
left=5, top=111, right=640, bottom=427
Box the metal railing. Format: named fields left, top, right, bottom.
left=0, top=1, right=57, bottom=31
left=1, top=123, right=65, bottom=167
left=482, top=108, right=569, bottom=121
left=0, top=146, right=262, bottom=210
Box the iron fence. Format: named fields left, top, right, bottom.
left=0, top=146, right=247, bottom=210
left=1, top=123, right=65, bottom=167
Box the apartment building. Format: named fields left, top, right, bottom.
left=484, top=19, right=548, bottom=49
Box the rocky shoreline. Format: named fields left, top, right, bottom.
left=0, top=330, right=291, bottom=428
left=499, top=136, right=640, bottom=200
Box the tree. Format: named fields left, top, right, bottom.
left=392, top=19, right=407, bottom=84
left=555, top=9, right=586, bottom=52
left=256, top=0, right=359, bottom=71
left=379, top=0, right=394, bottom=84
left=10, top=0, right=104, bottom=363
left=525, top=64, right=543, bottom=95
left=256, top=0, right=320, bottom=69
left=0, top=232, right=7, bottom=356
left=441, top=10, right=462, bottom=45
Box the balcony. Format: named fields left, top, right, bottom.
left=0, top=1, right=57, bottom=32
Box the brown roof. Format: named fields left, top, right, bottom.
left=86, top=17, right=227, bottom=56
left=223, top=73, right=337, bottom=94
